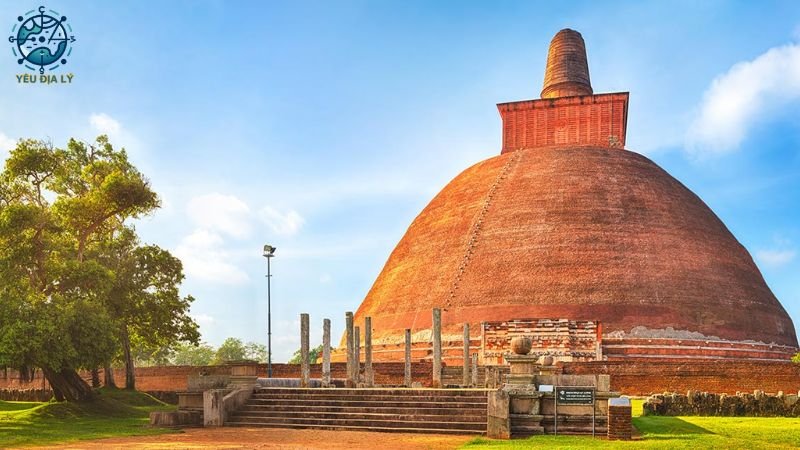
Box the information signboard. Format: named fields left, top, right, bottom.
left=556, top=387, right=595, bottom=405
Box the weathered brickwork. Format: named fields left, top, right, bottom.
left=603, top=337, right=796, bottom=361
left=346, top=28, right=798, bottom=360
left=607, top=404, right=632, bottom=440
left=498, top=93, right=629, bottom=153
left=541, top=29, right=593, bottom=99
left=482, top=319, right=600, bottom=364
left=0, top=362, right=435, bottom=392
left=563, top=361, right=800, bottom=396
left=2, top=360, right=798, bottom=395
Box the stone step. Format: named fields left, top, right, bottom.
left=258, top=387, right=490, bottom=396
left=540, top=414, right=608, bottom=424
left=247, top=399, right=487, bottom=409
left=230, top=410, right=486, bottom=422
left=251, top=394, right=488, bottom=402
left=230, top=388, right=488, bottom=435
left=225, top=422, right=485, bottom=435
left=542, top=425, right=608, bottom=434
left=253, top=389, right=489, bottom=397
left=239, top=404, right=486, bottom=415
left=226, top=416, right=485, bottom=431
left=511, top=425, right=545, bottom=437
left=253, top=390, right=488, bottom=397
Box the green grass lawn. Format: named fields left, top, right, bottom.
left=463, top=398, right=800, bottom=449
left=0, top=388, right=180, bottom=448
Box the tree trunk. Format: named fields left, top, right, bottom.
left=43, top=367, right=94, bottom=402
left=104, top=365, right=117, bottom=388
left=91, top=368, right=101, bottom=387
left=120, top=324, right=135, bottom=390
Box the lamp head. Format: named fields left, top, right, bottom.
left=263, top=244, right=276, bottom=257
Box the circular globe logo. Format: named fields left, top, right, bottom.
left=8, top=6, right=75, bottom=74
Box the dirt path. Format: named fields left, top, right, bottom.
left=32, top=428, right=476, bottom=449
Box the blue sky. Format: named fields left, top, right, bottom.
left=1, top=1, right=799, bottom=361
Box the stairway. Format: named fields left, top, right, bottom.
left=226, top=388, right=489, bottom=434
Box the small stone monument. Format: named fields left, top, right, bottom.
left=505, top=336, right=537, bottom=385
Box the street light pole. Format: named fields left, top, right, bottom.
left=263, top=244, right=277, bottom=378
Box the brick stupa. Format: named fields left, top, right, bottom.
left=338, top=29, right=798, bottom=363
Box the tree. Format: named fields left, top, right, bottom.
left=288, top=344, right=325, bottom=364
left=244, top=342, right=268, bottom=363
left=96, top=227, right=199, bottom=389
left=171, top=342, right=215, bottom=366
left=212, top=338, right=268, bottom=364
left=0, top=136, right=190, bottom=401
left=792, top=352, right=800, bottom=364
left=213, top=338, right=247, bottom=364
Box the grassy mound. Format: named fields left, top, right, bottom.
left=0, top=387, right=177, bottom=448
left=0, top=401, right=40, bottom=412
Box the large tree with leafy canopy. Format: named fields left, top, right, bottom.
left=0, top=136, right=197, bottom=401
left=96, top=226, right=199, bottom=389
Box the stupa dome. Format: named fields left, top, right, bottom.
left=341, top=29, right=797, bottom=362
left=354, top=145, right=797, bottom=348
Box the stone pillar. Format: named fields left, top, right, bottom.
left=463, top=323, right=470, bottom=387
left=365, top=316, right=373, bottom=387
left=471, top=353, right=479, bottom=387
left=404, top=329, right=412, bottom=387
left=432, top=308, right=442, bottom=388
left=203, top=389, right=225, bottom=427
left=487, top=389, right=510, bottom=439
left=322, top=318, right=331, bottom=387
left=345, top=311, right=355, bottom=388
left=355, top=326, right=361, bottom=385
left=608, top=397, right=632, bottom=440
left=300, top=313, right=310, bottom=388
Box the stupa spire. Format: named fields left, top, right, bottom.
left=541, top=28, right=593, bottom=99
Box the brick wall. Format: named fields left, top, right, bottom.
left=3, top=360, right=798, bottom=395
left=562, top=360, right=800, bottom=395
left=482, top=318, right=600, bottom=364
left=0, top=362, right=435, bottom=392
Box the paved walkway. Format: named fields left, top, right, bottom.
left=34, top=428, right=475, bottom=449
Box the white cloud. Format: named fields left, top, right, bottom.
left=0, top=132, right=15, bottom=151
left=187, top=193, right=252, bottom=239
left=687, top=43, right=800, bottom=154
left=756, top=249, right=796, bottom=267
left=174, top=229, right=249, bottom=285
left=89, top=113, right=121, bottom=135
left=319, top=273, right=332, bottom=284
left=0, top=132, right=15, bottom=161
left=192, top=313, right=215, bottom=325
left=259, top=206, right=305, bottom=236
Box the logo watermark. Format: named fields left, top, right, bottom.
left=8, top=5, right=75, bottom=83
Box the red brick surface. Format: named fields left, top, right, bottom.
left=0, top=362, right=434, bottom=392
left=498, top=93, right=629, bottom=152
left=607, top=405, right=632, bottom=440
left=3, top=360, right=798, bottom=395
left=350, top=146, right=797, bottom=351
left=541, top=29, right=593, bottom=99
left=563, top=360, right=800, bottom=395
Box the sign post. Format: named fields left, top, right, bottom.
left=554, top=387, right=596, bottom=436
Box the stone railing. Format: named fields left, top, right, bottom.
left=644, top=390, right=800, bottom=417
